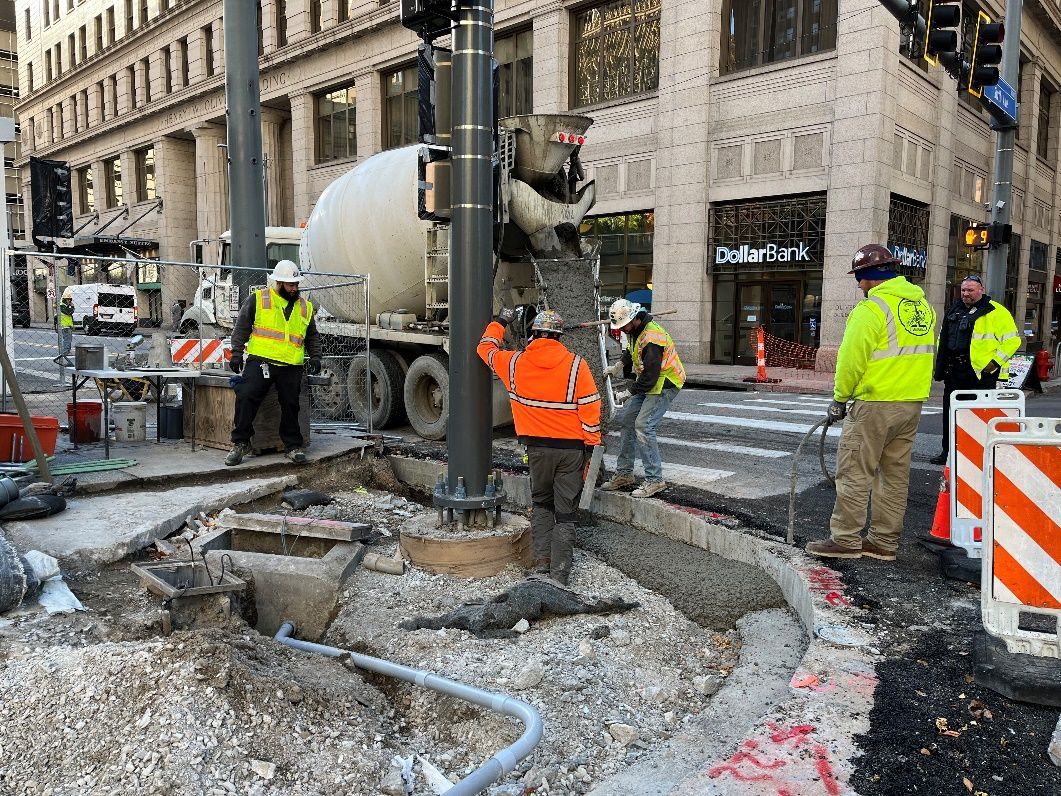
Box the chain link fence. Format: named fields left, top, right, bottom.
left=0, top=250, right=372, bottom=458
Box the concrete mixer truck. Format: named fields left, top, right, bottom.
left=295, top=113, right=602, bottom=440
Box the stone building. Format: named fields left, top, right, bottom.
left=12, top=0, right=1061, bottom=363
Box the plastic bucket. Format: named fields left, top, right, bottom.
left=0, top=414, right=60, bottom=462
left=112, top=402, right=147, bottom=442
left=159, top=404, right=184, bottom=440
left=66, top=401, right=102, bottom=443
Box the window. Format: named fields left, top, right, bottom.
left=71, top=95, right=78, bottom=132
left=95, top=15, right=103, bottom=52
left=573, top=0, right=661, bottom=107
left=67, top=0, right=72, bottom=11
left=161, top=0, right=169, bottom=10
left=317, top=86, right=356, bottom=162
left=68, top=33, right=76, bottom=66
left=135, top=147, right=155, bottom=201
left=125, top=0, right=133, bottom=37
left=579, top=211, right=654, bottom=299
left=276, top=0, right=287, bottom=47
left=54, top=43, right=61, bottom=77
left=720, top=0, right=837, bottom=76
left=24, top=9, right=30, bottom=40
left=52, top=0, right=58, bottom=21
left=45, top=50, right=52, bottom=82
left=139, top=0, right=148, bottom=28
left=338, top=0, right=350, bottom=23
left=946, top=215, right=984, bottom=303
left=107, top=7, right=116, bottom=45
left=1028, top=240, right=1048, bottom=343
left=97, top=80, right=105, bottom=120
left=887, top=194, right=930, bottom=282
left=179, top=37, right=189, bottom=86
left=497, top=29, right=533, bottom=118
left=56, top=103, right=64, bottom=140
left=310, top=0, right=321, bottom=33
left=127, top=65, right=136, bottom=109
left=80, top=91, right=89, bottom=130
left=79, top=26, right=87, bottom=62
left=162, top=46, right=172, bottom=94
left=1038, top=81, right=1053, bottom=160
left=43, top=0, right=49, bottom=27
left=384, top=66, right=418, bottom=149
left=104, top=156, right=122, bottom=207
left=109, top=74, right=118, bottom=116
left=27, top=63, right=33, bottom=93
left=142, top=57, right=151, bottom=103
left=203, top=25, right=214, bottom=77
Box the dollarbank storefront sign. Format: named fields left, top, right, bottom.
left=714, top=242, right=812, bottom=265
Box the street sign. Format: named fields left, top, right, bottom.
left=983, top=78, right=1017, bottom=123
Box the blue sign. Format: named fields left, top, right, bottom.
left=983, top=78, right=1017, bottom=123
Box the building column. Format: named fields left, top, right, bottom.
left=819, top=0, right=900, bottom=360
left=286, top=0, right=309, bottom=42
left=354, top=70, right=377, bottom=157
left=925, top=75, right=959, bottom=313
left=532, top=7, right=568, bottom=114
left=260, top=107, right=286, bottom=226
left=190, top=122, right=230, bottom=240
left=261, top=0, right=277, bottom=53
left=289, top=91, right=314, bottom=223
left=120, top=149, right=137, bottom=206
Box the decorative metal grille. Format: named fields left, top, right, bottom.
left=573, top=0, right=661, bottom=108
left=887, top=194, right=930, bottom=281
left=708, top=194, right=827, bottom=274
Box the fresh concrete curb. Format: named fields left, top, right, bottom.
left=389, top=454, right=879, bottom=795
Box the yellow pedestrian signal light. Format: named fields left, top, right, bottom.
left=965, top=222, right=1012, bottom=250
left=965, top=224, right=990, bottom=249
left=969, top=11, right=1005, bottom=97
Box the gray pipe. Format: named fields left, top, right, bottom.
left=274, top=622, right=543, bottom=795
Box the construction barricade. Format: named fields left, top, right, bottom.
left=981, top=416, right=1061, bottom=658
left=170, top=338, right=231, bottom=367
left=948, top=389, right=1025, bottom=558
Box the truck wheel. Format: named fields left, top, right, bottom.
left=311, top=357, right=350, bottom=420
left=348, top=350, right=406, bottom=429
left=403, top=353, right=449, bottom=440
left=0, top=533, right=27, bottom=614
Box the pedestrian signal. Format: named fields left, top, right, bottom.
left=965, top=222, right=1013, bottom=250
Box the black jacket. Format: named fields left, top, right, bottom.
left=933, top=295, right=996, bottom=380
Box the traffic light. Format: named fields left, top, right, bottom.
left=968, top=11, right=1004, bottom=97
left=964, top=222, right=1012, bottom=251
left=924, top=1, right=962, bottom=73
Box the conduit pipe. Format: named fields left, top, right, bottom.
left=274, top=622, right=543, bottom=795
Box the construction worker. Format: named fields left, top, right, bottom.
left=53, top=292, right=74, bottom=364
left=930, top=274, right=1020, bottom=465
left=807, top=244, right=936, bottom=561
left=226, top=260, right=322, bottom=466
left=477, top=307, right=601, bottom=586
left=600, top=299, right=685, bottom=498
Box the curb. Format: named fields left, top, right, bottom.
left=388, top=455, right=879, bottom=795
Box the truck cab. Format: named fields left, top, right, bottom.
left=180, top=227, right=302, bottom=336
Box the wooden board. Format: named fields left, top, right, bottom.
left=218, top=512, right=373, bottom=542
left=183, top=376, right=311, bottom=452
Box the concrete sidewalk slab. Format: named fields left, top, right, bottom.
left=2, top=475, right=298, bottom=570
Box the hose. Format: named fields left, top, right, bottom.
left=274, top=623, right=543, bottom=795
left=787, top=418, right=836, bottom=546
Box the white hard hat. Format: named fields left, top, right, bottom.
left=270, top=260, right=303, bottom=283
left=609, top=298, right=642, bottom=330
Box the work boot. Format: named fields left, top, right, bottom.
left=601, top=473, right=636, bottom=491
left=285, top=448, right=307, bottom=464
left=861, top=539, right=897, bottom=561
left=551, top=564, right=571, bottom=587
left=225, top=442, right=252, bottom=467
left=805, top=539, right=861, bottom=559
left=631, top=480, right=668, bottom=498
left=525, top=558, right=550, bottom=577
left=929, top=450, right=948, bottom=466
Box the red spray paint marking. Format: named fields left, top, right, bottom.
left=707, top=723, right=843, bottom=795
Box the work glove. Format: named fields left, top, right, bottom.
left=825, top=400, right=847, bottom=426
left=305, top=358, right=322, bottom=376
left=613, top=388, right=632, bottom=404
left=229, top=354, right=244, bottom=374
left=496, top=307, right=515, bottom=327
left=603, top=361, right=623, bottom=379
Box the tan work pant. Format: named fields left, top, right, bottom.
left=830, top=400, right=922, bottom=552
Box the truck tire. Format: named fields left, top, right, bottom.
left=311, top=357, right=350, bottom=420
left=348, top=350, right=406, bottom=429
left=0, top=533, right=27, bottom=614
left=404, top=353, right=449, bottom=440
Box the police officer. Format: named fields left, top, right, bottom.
left=930, top=274, right=1020, bottom=465
left=806, top=245, right=936, bottom=561
left=478, top=307, right=601, bottom=586
left=226, top=261, right=322, bottom=466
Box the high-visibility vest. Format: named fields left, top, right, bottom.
left=629, top=320, right=685, bottom=395
left=835, top=277, right=936, bottom=402
left=969, top=300, right=1021, bottom=379
left=245, top=288, right=313, bottom=365
left=59, top=303, right=74, bottom=328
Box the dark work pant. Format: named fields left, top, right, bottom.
left=232, top=356, right=305, bottom=451
left=528, top=446, right=584, bottom=583
left=941, top=362, right=998, bottom=454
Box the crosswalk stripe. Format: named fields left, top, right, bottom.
left=666, top=410, right=844, bottom=437
left=746, top=397, right=941, bottom=415
left=603, top=454, right=734, bottom=489
left=697, top=401, right=831, bottom=419
left=608, top=431, right=789, bottom=459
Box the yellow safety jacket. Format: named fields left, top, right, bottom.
left=245, top=288, right=313, bottom=365
left=969, top=301, right=1021, bottom=379
left=59, top=304, right=74, bottom=328
left=629, top=320, right=686, bottom=395
left=834, top=276, right=936, bottom=403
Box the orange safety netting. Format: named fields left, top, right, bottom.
left=747, top=327, right=822, bottom=370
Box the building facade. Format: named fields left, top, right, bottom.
left=12, top=0, right=1061, bottom=363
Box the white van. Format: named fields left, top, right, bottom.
left=61, top=284, right=138, bottom=336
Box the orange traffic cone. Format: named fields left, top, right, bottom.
left=930, top=464, right=952, bottom=542
left=743, top=327, right=781, bottom=384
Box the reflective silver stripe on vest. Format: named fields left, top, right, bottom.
left=487, top=349, right=497, bottom=368
left=565, top=356, right=582, bottom=403
left=509, top=352, right=521, bottom=394
left=581, top=422, right=601, bottom=434
left=577, top=393, right=601, bottom=405
left=479, top=336, right=502, bottom=347
left=972, top=333, right=995, bottom=340
left=508, top=393, right=578, bottom=411
left=868, top=296, right=936, bottom=360
left=999, top=332, right=1019, bottom=341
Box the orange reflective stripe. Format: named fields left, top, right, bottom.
left=260, top=290, right=272, bottom=310
left=299, top=298, right=308, bottom=318
left=251, top=326, right=287, bottom=341
left=994, top=467, right=1061, bottom=566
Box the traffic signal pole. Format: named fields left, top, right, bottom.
left=983, top=0, right=1023, bottom=301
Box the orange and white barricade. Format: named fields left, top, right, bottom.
left=981, top=416, right=1061, bottom=658
left=949, top=390, right=1024, bottom=558
left=169, top=338, right=232, bottom=367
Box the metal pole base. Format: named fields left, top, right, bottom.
left=433, top=469, right=504, bottom=530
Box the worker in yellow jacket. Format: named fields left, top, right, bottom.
left=807, top=244, right=936, bottom=562
left=930, top=274, right=1020, bottom=465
